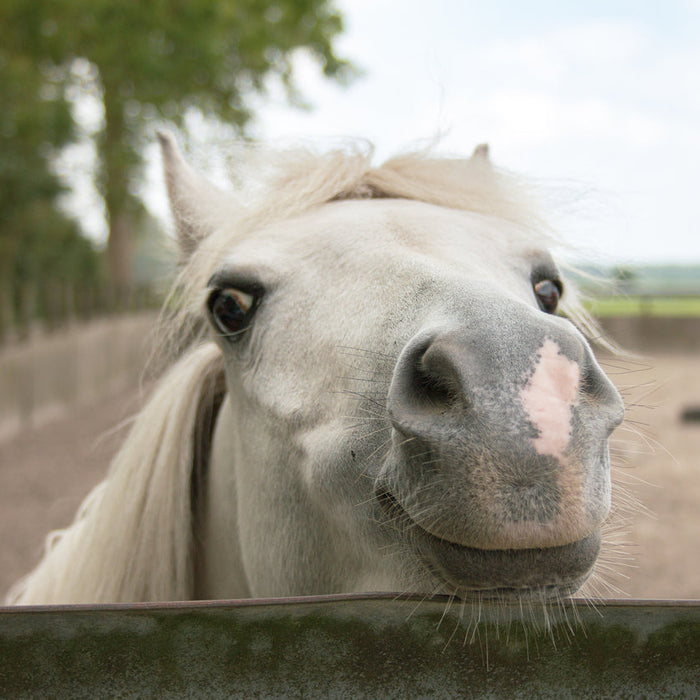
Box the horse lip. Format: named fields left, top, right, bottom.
left=375, top=487, right=600, bottom=598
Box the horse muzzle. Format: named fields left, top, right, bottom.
left=375, top=302, right=623, bottom=597
left=376, top=486, right=600, bottom=600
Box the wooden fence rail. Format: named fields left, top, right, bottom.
left=0, top=595, right=698, bottom=697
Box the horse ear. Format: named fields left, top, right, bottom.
left=157, top=131, right=219, bottom=259
left=471, top=143, right=491, bottom=162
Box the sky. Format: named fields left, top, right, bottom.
left=66, top=0, right=700, bottom=266
left=246, top=0, right=700, bottom=265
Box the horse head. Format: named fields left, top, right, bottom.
left=159, top=135, right=624, bottom=602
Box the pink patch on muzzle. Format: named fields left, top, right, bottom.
left=519, top=338, right=580, bottom=462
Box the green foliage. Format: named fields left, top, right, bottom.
left=0, top=34, right=104, bottom=338
left=0, top=0, right=353, bottom=299
left=612, top=265, right=637, bottom=285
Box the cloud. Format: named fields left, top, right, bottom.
left=243, top=6, right=700, bottom=261
left=455, top=89, right=666, bottom=153
left=482, top=20, right=649, bottom=84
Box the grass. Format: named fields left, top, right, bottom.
left=584, top=296, right=700, bottom=318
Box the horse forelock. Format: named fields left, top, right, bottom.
left=233, top=144, right=549, bottom=236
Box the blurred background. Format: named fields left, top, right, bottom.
left=1, top=0, right=698, bottom=600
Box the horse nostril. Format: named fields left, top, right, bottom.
left=580, top=352, right=626, bottom=433
left=416, top=336, right=473, bottom=410
left=387, top=333, right=470, bottom=437
left=414, top=359, right=459, bottom=410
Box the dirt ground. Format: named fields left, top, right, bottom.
left=1, top=351, right=698, bottom=602
left=0, top=387, right=144, bottom=601
left=598, top=351, right=700, bottom=600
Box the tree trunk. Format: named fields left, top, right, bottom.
left=107, top=209, right=134, bottom=306
left=101, top=85, right=134, bottom=306
left=0, top=263, right=15, bottom=343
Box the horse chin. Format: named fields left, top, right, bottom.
left=441, top=577, right=592, bottom=604
left=376, top=489, right=600, bottom=602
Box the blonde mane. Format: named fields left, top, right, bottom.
left=7, top=142, right=603, bottom=605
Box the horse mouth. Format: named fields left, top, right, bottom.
left=375, top=488, right=600, bottom=601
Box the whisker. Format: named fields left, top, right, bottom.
left=337, top=345, right=396, bottom=362
left=338, top=375, right=390, bottom=385
left=332, top=389, right=387, bottom=411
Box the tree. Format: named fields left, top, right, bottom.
left=0, top=41, right=102, bottom=338
left=611, top=266, right=637, bottom=294
left=1, top=0, right=353, bottom=302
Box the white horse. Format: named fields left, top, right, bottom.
left=7, top=136, right=624, bottom=605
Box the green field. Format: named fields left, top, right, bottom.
left=584, top=296, right=700, bottom=317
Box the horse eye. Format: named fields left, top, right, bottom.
left=534, top=279, right=562, bottom=314
left=208, top=288, right=256, bottom=338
